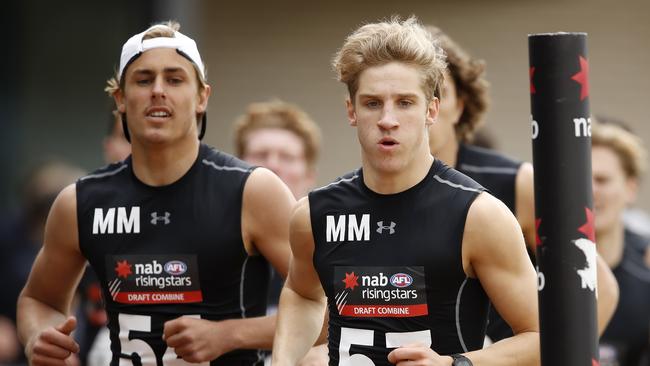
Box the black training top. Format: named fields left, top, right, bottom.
left=76, top=143, right=269, bottom=366
left=309, top=159, right=489, bottom=365
left=600, top=229, right=650, bottom=366
left=456, top=143, right=522, bottom=214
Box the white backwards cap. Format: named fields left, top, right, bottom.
left=118, top=24, right=205, bottom=80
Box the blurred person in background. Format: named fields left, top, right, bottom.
left=233, top=99, right=328, bottom=365
left=0, top=160, right=85, bottom=365
left=103, top=110, right=132, bottom=164
left=425, top=24, right=619, bottom=342
left=233, top=99, right=320, bottom=202
left=590, top=120, right=650, bottom=366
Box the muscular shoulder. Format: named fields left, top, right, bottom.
left=244, top=167, right=293, bottom=203
left=466, top=192, right=517, bottom=232
left=464, top=192, right=526, bottom=275
left=289, top=197, right=315, bottom=258
left=46, top=183, right=80, bottom=253
left=242, top=168, right=295, bottom=254
left=53, top=184, right=78, bottom=220
left=291, top=197, right=312, bottom=232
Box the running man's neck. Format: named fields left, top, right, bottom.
left=431, top=136, right=460, bottom=169
left=131, top=137, right=200, bottom=186
left=362, top=151, right=434, bottom=195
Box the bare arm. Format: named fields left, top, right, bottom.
left=165, top=167, right=296, bottom=361
left=272, top=198, right=328, bottom=366
left=515, top=162, right=618, bottom=336
left=17, top=184, right=87, bottom=363
left=466, top=192, right=540, bottom=366
left=388, top=193, right=539, bottom=366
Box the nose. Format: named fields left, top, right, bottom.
left=377, top=105, right=399, bottom=130
left=152, top=76, right=166, bottom=98
left=591, top=178, right=600, bottom=199
left=260, top=152, right=281, bottom=175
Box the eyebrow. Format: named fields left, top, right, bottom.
left=357, top=93, right=421, bottom=99
left=131, top=67, right=189, bottom=76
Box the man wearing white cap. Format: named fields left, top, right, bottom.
left=17, top=21, right=295, bottom=366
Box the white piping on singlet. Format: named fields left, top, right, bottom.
left=79, top=164, right=128, bottom=181
left=458, top=163, right=519, bottom=175
left=433, top=175, right=483, bottom=193
left=239, top=256, right=249, bottom=318
left=312, top=174, right=359, bottom=192
left=202, top=159, right=250, bottom=173
left=239, top=257, right=265, bottom=365
left=455, top=277, right=469, bottom=353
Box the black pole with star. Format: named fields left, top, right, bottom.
left=528, top=33, right=599, bottom=366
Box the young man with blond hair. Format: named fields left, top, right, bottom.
left=233, top=99, right=321, bottom=199
left=273, top=17, right=540, bottom=366
left=18, top=21, right=295, bottom=365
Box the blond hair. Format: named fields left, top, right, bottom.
left=591, top=119, right=647, bottom=179
left=427, top=25, right=490, bottom=143
left=233, top=100, right=321, bottom=169
left=104, top=21, right=206, bottom=96
left=333, top=16, right=446, bottom=102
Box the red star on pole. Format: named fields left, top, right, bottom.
left=571, top=56, right=590, bottom=101
left=535, top=218, right=542, bottom=246
left=342, top=272, right=359, bottom=291
left=529, top=66, right=536, bottom=94
left=115, top=260, right=132, bottom=279
left=578, top=207, right=596, bottom=242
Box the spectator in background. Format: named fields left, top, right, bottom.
left=233, top=99, right=320, bottom=200
left=591, top=120, right=650, bottom=366
left=0, top=160, right=85, bottom=364
left=233, top=99, right=327, bottom=365
left=593, top=114, right=650, bottom=241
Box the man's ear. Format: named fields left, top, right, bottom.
left=114, top=89, right=126, bottom=113
left=346, top=98, right=357, bottom=126
left=196, top=84, right=212, bottom=114
left=426, top=97, right=440, bottom=126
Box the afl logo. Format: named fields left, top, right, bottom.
left=164, top=261, right=187, bottom=276
left=390, top=273, right=413, bottom=288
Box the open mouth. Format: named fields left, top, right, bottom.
left=147, top=111, right=171, bottom=118
left=379, top=138, right=398, bottom=147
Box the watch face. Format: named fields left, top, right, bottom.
left=452, top=356, right=473, bottom=366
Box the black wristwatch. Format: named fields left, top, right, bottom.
left=450, top=354, right=473, bottom=366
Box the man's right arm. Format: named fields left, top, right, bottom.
left=17, top=184, right=88, bottom=363
left=272, top=197, right=327, bottom=366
